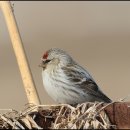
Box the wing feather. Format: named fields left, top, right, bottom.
left=62, top=64, right=111, bottom=103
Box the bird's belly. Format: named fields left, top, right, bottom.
left=42, top=71, right=93, bottom=104
left=42, top=71, right=73, bottom=103
left=42, top=71, right=59, bottom=102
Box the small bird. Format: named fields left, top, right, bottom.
left=39, top=48, right=112, bottom=105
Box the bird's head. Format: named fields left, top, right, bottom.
left=39, top=48, right=73, bottom=70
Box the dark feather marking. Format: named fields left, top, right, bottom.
left=70, top=78, right=81, bottom=82
left=51, top=77, right=80, bottom=95
left=62, top=66, right=85, bottom=80
left=80, top=79, right=111, bottom=103
left=62, top=66, right=111, bottom=103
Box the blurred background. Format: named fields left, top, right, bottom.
left=0, top=1, right=130, bottom=110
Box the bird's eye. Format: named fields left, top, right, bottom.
left=44, top=59, right=51, bottom=64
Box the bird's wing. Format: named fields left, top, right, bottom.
left=62, top=64, right=111, bottom=103
left=80, top=79, right=111, bottom=103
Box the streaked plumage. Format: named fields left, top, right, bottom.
left=40, top=48, right=112, bottom=105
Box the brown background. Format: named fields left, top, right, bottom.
left=0, top=1, right=130, bottom=110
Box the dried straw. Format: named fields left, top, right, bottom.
left=0, top=102, right=116, bottom=129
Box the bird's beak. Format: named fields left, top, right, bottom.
left=39, top=59, right=51, bottom=69
left=38, top=61, right=46, bottom=68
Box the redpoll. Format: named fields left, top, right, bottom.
left=39, top=48, right=112, bottom=105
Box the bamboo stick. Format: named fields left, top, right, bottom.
left=0, top=1, right=40, bottom=105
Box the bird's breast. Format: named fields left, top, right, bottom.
left=42, top=69, right=64, bottom=102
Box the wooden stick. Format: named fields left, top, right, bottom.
left=0, top=1, right=40, bottom=105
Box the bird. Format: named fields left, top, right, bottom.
left=39, top=48, right=112, bottom=105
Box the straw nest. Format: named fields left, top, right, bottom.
left=0, top=102, right=115, bottom=129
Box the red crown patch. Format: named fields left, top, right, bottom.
left=43, top=52, right=48, bottom=59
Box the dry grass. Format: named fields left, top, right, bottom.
left=0, top=102, right=116, bottom=129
